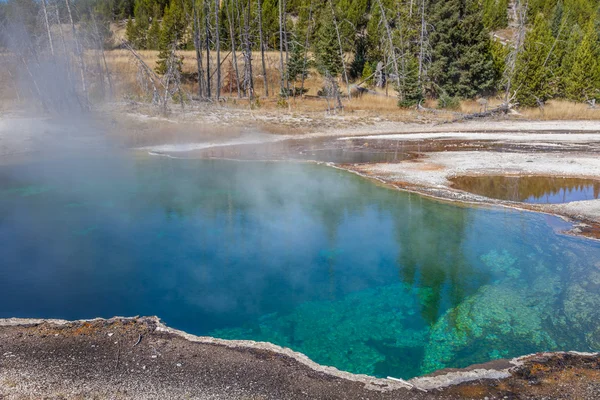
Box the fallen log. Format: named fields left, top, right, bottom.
left=457, top=103, right=510, bottom=121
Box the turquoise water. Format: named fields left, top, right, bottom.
left=1, top=155, right=600, bottom=379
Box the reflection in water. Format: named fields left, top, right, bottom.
left=1, top=157, right=600, bottom=379
left=450, top=175, right=600, bottom=203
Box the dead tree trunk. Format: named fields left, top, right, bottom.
left=41, top=0, right=54, bottom=56
left=122, top=40, right=162, bottom=104
left=214, top=0, right=221, bottom=100
left=278, top=0, right=285, bottom=96
left=227, top=0, right=241, bottom=98
left=376, top=0, right=400, bottom=88
left=65, top=0, right=87, bottom=101
left=300, top=0, right=313, bottom=96
left=193, top=0, right=205, bottom=99
left=91, top=12, right=113, bottom=100
left=283, top=0, right=290, bottom=93
left=418, top=0, right=426, bottom=86
left=257, top=0, right=269, bottom=96
left=205, top=0, right=212, bottom=98
left=504, top=0, right=528, bottom=102
left=328, top=0, right=350, bottom=99
left=55, top=6, right=71, bottom=82
left=242, top=0, right=254, bottom=100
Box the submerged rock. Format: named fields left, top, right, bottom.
left=213, top=283, right=432, bottom=378
left=422, top=250, right=562, bottom=373
left=423, top=283, right=561, bottom=373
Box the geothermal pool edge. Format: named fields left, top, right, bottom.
left=1, top=317, right=599, bottom=399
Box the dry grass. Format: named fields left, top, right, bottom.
left=345, top=92, right=399, bottom=112
left=459, top=97, right=507, bottom=113
left=103, top=49, right=296, bottom=99
left=519, top=100, right=600, bottom=120
left=2, top=47, right=600, bottom=121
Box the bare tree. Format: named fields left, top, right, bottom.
left=241, top=0, right=254, bottom=99
left=205, top=0, right=212, bottom=98
left=41, top=0, right=55, bottom=56
left=227, top=0, right=241, bottom=98
left=300, top=0, right=313, bottom=96
left=417, top=0, right=427, bottom=86
left=328, top=0, right=350, bottom=98
left=65, top=0, right=87, bottom=101
left=122, top=39, right=162, bottom=104
left=283, top=0, right=289, bottom=93
left=54, top=4, right=70, bottom=82
left=257, top=0, right=269, bottom=96
left=375, top=0, right=400, bottom=88
left=503, top=0, right=528, bottom=103
left=214, top=0, right=221, bottom=100
left=193, top=0, right=205, bottom=99
left=278, top=0, right=285, bottom=95
left=91, top=12, right=113, bottom=100
left=323, top=71, right=343, bottom=114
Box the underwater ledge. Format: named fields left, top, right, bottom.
left=1, top=316, right=599, bottom=399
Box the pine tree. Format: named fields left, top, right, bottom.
left=483, top=0, right=508, bottom=30
left=349, top=36, right=367, bottom=80
left=361, top=62, right=374, bottom=86
left=133, top=8, right=149, bottom=49
left=556, top=24, right=582, bottom=98
left=490, top=39, right=509, bottom=90
left=287, top=36, right=307, bottom=90
left=147, top=13, right=161, bottom=50
left=146, top=7, right=160, bottom=50
left=565, top=21, right=600, bottom=102
left=398, top=57, right=423, bottom=108
left=125, top=15, right=137, bottom=43
left=550, top=0, right=564, bottom=38
left=156, top=0, right=186, bottom=75
left=314, top=10, right=343, bottom=77
left=428, top=0, right=497, bottom=98
left=513, top=13, right=555, bottom=107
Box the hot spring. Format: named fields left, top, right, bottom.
left=1, top=155, right=600, bottom=379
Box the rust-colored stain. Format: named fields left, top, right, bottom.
left=415, top=163, right=445, bottom=171
left=25, top=319, right=150, bottom=337
left=447, top=384, right=489, bottom=398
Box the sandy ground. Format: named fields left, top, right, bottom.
left=1, top=317, right=599, bottom=400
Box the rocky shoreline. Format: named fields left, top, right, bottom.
left=1, top=317, right=599, bottom=399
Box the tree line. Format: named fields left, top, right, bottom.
left=1, top=0, right=599, bottom=109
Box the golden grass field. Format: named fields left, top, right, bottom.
left=0, top=46, right=598, bottom=120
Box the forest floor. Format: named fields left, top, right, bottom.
left=1, top=317, right=600, bottom=400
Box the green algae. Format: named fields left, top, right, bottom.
left=3, top=185, right=53, bottom=197
left=213, top=283, right=432, bottom=378
left=213, top=245, right=600, bottom=378
left=481, top=249, right=520, bottom=279
left=423, top=283, right=560, bottom=373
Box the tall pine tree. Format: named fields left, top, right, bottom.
left=565, top=21, right=600, bottom=102
left=314, top=10, right=343, bottom=77
left=428, top=0, right=497, bottom=99
left=155, top=0, right=186, bottom=75
left=512, top=13, right=555, bottom=107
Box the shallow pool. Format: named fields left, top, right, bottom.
left=1, top=155, right=599, bottom=379
left=450, top=175, right=600, bottom=204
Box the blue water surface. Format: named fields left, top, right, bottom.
left=1, top=154, right=600, bottom=379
